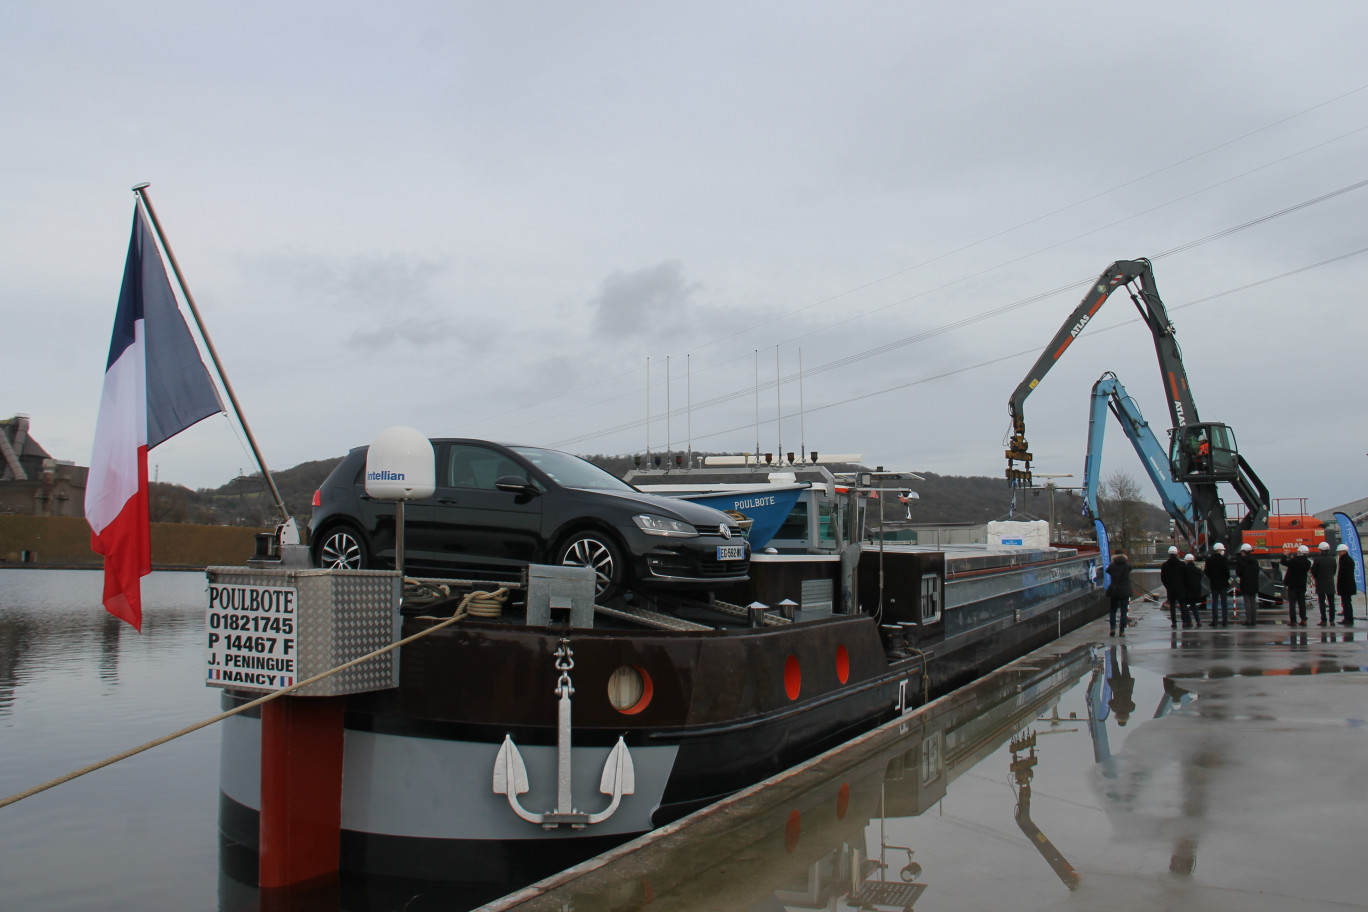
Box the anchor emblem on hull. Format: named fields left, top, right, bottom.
left=492, top=638, right=636, bottom=829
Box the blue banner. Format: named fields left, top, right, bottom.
left=1095, top=518, right=1111, bottom=588
left=1333, top=512, right=1365, bottom=593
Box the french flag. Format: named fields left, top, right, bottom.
left=85, top=204, right=222, bottom=630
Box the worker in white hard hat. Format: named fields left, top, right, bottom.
left=1161, top=545, right=1186, bottom=627
left=1204, top=542, right=1232, bottom=626
left=1280, top=545, right=1312, bottom=626
left=1236, top=542, right=1260, bottom=626
left=1182, top=553, right=1204, bottom=627
left=1337, top=542, right=1358, bottom=625
left=1311, top=540, right=1337, bottom=625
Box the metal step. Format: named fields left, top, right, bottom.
left=594, top=602, right=713, bottom=632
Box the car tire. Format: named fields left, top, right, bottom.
left=314, top=525, right=370, bottom=570
left=557, top=531, right=626, bottom=602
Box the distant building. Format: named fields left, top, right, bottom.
left=0, top=415, right=87, bottom=518
left=1315, top=497, right=1368, bottom=542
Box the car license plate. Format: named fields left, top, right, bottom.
left=717, top=545, right=744, bottom=561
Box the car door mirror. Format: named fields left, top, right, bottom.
left=495, top=475, right=537, bottom=495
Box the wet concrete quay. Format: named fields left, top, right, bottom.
left=485, top=595, right=1368, bottom=912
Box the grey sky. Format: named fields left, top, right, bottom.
left=2, top=2, right=1365, bottom=515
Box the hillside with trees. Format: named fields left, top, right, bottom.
left=149, top=457, right=343, bottom=529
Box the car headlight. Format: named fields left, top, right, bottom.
left=633, top=514, right=698, bottom=537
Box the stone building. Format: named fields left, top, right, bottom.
left=0, top=415, right=87, bottom=518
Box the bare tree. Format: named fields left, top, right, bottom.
left=1098, top=471, right=1148, bottom=558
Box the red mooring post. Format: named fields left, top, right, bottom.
left=258, top=695, right=346, bottom=891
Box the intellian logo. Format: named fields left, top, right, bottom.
left=367, top=470, right=406, bottom=481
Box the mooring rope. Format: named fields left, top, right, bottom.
left=0, top=587, right=505, bottom=811
left=1133, top=584, right=1165, bottom=604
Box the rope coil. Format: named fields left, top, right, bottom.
left=414, top=586, right=509, bottom=620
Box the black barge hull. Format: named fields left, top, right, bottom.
left=217, top=546, right=1106, bottom=885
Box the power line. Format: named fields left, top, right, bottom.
left=496, top=146, right=1368, bottom=444
left=679, top=245, right=1368, bottom=448
left=545, top=186, right=1367, bottom=449
left=471, top=86, right=1368, bottom=436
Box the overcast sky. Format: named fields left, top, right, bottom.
left=3, top=2, right=1365, bottom=517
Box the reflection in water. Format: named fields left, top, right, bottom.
left=1107, top=646, right=1136, bottom=726
left=0, top=569, right=224, bottom=912
left=1009, top=731, right=1079, bottom=890
left=0, top=611, right=35, bottom=714
left=519, top=624, right=1368, bottom=912
left=506, top=643, right=1101, bottom=912
left=99, top=612, right=124, bottom=683
left=0, top=569, right=203, bottom=716
left=1085, top=632, right=1368, bottom=885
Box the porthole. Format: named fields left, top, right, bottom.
left=608, top=665, right=653, bottom=715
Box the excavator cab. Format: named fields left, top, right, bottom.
left=1169, top=422, right=1240, bottom=483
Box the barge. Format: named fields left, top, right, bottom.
left=215, top=465, right=1106, bottom=891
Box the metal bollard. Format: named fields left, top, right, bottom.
left=880, top=624, right=905, bottom=661
left=747, top=601, right=769, bottom=628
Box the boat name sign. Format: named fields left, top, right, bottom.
left=205, top=582, right=298, bottom=691
left=732, top=494, right=777, bottom=510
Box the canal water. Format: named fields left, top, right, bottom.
left=3, top=569, right=1366, bottom=911
left=0, top=569, right=223, bottom=910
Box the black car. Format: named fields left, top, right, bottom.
left=308, top=438, right=750, bottom=600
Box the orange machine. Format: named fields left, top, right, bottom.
left=1240, top=499, right=1326, bottom=555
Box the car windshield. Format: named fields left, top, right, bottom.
left=511, top=446, right=637, bottom=492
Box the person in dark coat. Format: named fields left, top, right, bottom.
left=1182, top=553, right=1204, bottom=628
left=1311, top=541, right=1337, bottom=625
left=1160, top=545, right=1186, bottom=628
left=1281, top=545, right=1312, bottom=626
left=1106, top=551, right=1133, bottom=636
left=1235, top=542, right=1261, bottom=627
left=1204, top=542, right=1232, bottom=627
left=1337, top=543, right=1358, bottom=626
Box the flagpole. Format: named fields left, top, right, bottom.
left=131, top=183, right=292, bottom=529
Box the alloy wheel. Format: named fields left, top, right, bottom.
left=317, top=528, right=365, bottom=569
left=559, top=534, right=623, bottom=600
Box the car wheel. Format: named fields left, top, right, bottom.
left=314, top=525, right=369, bottom=570
left=558, top=532, right=626, bottom=601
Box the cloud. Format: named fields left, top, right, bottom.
left=348, top=316, right=458, bottom=349
left=5, top=2, right=1368, bottom=514
left=238, top=249, right=462, bottom=351
left=588, top=261, right=700, bottom=340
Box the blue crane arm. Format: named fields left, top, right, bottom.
left=1084, top=373, right=1197, bottom=543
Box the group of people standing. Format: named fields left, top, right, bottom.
left=1280, top=541, right=1358, bottom=626
left=1158, top=542, right=1251, bottom=628
left=1152, top=539, right=1358, bottom=628
left=1107, top=539, right=1358, bottom=635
